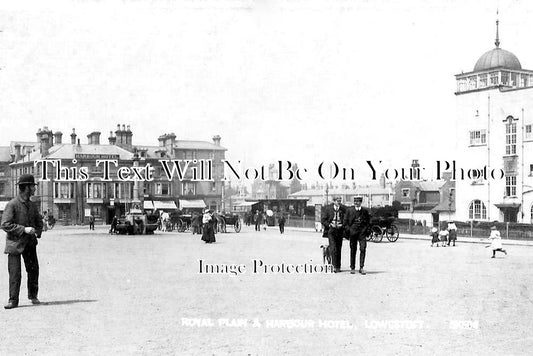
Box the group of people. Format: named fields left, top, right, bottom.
left=430, top=221, right=458, bottom=247
left=321, top=196, right=370, bottom=275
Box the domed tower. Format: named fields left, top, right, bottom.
left=453, top=15, right=533, bottom=224
left=456, top=17, right=532, bottom=93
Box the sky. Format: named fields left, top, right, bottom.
left=1, top=0, right=533, bottom=183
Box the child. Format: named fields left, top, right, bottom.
left=439, top=228, right=449, bottom=247
left=430, top=227, right=440, bottom=247
left=488, top=226, right=507, bottom=258
left=447, top=221, right=457, bottom=246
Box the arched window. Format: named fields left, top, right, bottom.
left=469, top=200, right=487, bottom=220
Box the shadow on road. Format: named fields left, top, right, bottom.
left=18, top=299, right=98, bottom=308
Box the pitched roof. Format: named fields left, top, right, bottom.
left=417, top=181, right=444, bottom=191
left=174, top=140, right=226, bottom=151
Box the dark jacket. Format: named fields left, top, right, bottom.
left=343, top=206, right=371, bottom=238
left=1, top=196, right=43, bottom=254
left=321, top=204, right=347, bottom=237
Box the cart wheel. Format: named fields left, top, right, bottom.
left=234, top=218, right=242, bottom=233
left=370, top=225, right=382, bottom=242
left=386, top=225, right=399, bottom=242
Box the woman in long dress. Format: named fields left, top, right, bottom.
left=201, top=209, right=216, bottom=243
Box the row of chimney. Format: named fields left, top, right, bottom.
left=26, top=125, right=222, bottom=159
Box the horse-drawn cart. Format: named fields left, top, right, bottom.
left=215, top=212, right=242, bottom=233
left=367, top=216, right=399, bottom=242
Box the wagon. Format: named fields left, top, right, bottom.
left=215, top=213, right=242, bottom=233
left=115, top=209, right=159, bottom=235
left=367, top=216, right=399, bottom=243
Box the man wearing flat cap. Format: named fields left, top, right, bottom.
left=321, top=196, right=346, bottom=273
left=1, top=174, right=43, bottom=309
left=344, top=196, right=371, bottom=275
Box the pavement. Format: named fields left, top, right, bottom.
left=0, top=225, right=532, bottom=355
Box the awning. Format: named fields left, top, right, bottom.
left=0, top=201, right=8, bottom=211
left=237, top=201, right=258, bottom=207
left=179, top=199, right=206, bottom=209
left=143, top=201, right=155, bottom=210
left=153, top=200, right=179, bottom=210
left=494, top=203, right=521, bottom=209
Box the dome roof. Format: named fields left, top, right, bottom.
left=474, top=47, right=521, bottom=72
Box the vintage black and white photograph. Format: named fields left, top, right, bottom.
left=1, top=0, right=533, bottom=354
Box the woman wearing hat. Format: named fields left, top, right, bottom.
left=201, top=209, right=216, bottom=244
left=1, top=174, right=43, bottom=309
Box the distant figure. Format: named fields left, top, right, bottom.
left=488, top=226, right=507, bottom=258
left=42, top=211, right=49, bottom=232
left=254, top=211, right=262, bottom=232
left=447, top=221, right=457, bottom=246
left=278, top=214, right=286, bottom=234
left=201, top=209, right=216, bottom=243
left=89, top=215, right=95, bottom=230
left=430, top=227, right=439, bottom=247
left=439, top=228, right=448, bottom=247
left=110, top=216, right=118, bottom=234
left=262, top=212, right=267, bottom=230
left=191, top=213, right=201, bottom=234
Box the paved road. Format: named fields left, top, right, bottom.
left=1, top=225, right=532, bottom=355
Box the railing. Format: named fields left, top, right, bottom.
left=396, top=221, right=533, bottom=240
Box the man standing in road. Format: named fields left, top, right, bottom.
left=278, top=214, right=286, bottom=234
left=89, top=214, right=95, bottom=230
left=1, top=174, right=44, bottom=309
left=321, top=197, right=346, bottom=273
left=344, top=196, right=371, bottom=275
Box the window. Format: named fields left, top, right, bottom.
left=184, top=151, right=197, bottom=160
left=490, top=72, right=498, bottom=85
left=468, top=76, right=477, bottom=90
left=505, top=176, right=516, bottom=197
left=0, top=182, right=5, bottom=196
left=54, top=182, right=74, bottom=199
left=86, top=183, right=103, bottom=198
left=510, top=72, right=517, bottom=86
left=525, top=124, right=532, bottom=140
left=505, top=121, right=517, bottom=155
left=531, top=204, right=533, bottom=223
left=501, top=71, right=509, bottom=86
left=401, top=203, right=411, bottom=211
left=401, top=188, right=410, bottom=197
left=530, top=164, right=533, bottom=176
left=468, top=200, right=487, bottom=220
left=479, top=74, right=487, bottom=88
left=91, top=206, right=101, bottom=218
left=112, top=183, right=132, bottom=199
left=457, top=78, right=467, bottom=92
left=182, top=182, right=196, bottom=195
left=520, top=74, right=529, bottom=87
left=469, top=130, right=487, bottom=145
left=155, top=183, right=171, bottom=196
